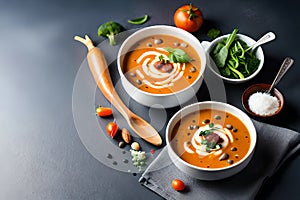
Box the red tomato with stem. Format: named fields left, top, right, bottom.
left=106, top=120, right=118, bottom=138
left=174, top=3, right=203, bottom=32
left=172, top=179, right=185, bottom=191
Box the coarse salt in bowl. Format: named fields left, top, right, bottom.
left=242, top=83, right=284, bottom=117
left=248, top=92, right=279, bottom=116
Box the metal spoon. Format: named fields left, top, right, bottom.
left=266, top=57, right=294, bottom=93
left=247, top=32, right=276, bottom=52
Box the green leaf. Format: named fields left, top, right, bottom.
left=207, top=28, right=221, bottom=40
left=169, top=53, right=176, bottom=63
left=245, top=52, right=260, bottom=75
left=164, top=47, right=174, bottom=53
left=220, top=67, right=231, bottom=77
left=199, top=130, right=211, bottom=136
left=207, top=141, right=216, bottom=149
left=228, top=65, right=244, bottom=79
left=164, top=47, right=191, bottom=63
left=128, top=15, right=149, bottom=25
left=174, top=48, right=186, bottom=55
left=199, top=130, right=207, bottom=136
left=158, top=55, right=169, bottom=64
left=212, top=29, right=239, bottom=67
left=212, top=43, right=224, bottom=55
left=205, top=141, right=217, bottom=152
left=158, top=55, right=164, bottom=61
left=201, top=140, right=208, bottom=145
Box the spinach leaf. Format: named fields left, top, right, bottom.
left=245, top=52, right=260, bottom=75
left=211, top=29, right=260, bottom=79
left=207, top=28, right=221, bottom=40
left=212, top=40, right=225, bottom=55
left=212, top=29, right=238, bottom=68
left=220, top=67, right=231, bottom=76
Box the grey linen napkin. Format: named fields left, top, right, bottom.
left=139, top=120, right=300, bottom=200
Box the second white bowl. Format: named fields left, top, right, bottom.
left=166, top=101, right=257, bottom=180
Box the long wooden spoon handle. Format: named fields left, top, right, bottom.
left=74, top=35, right=162, bottom=146
left=74, top=35, right=130, bottom=119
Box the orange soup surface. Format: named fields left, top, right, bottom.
left=122, top=34, right=201, bottom=94
left=171, top=109, right=251, bottom=169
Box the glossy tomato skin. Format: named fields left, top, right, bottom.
left=171, top=179, right=185, bottom=191
left=106, top=121, right=118, bottom=138
left=174, top=4, right=203, bottom=32
left=96, top=106, right=113, bottom=117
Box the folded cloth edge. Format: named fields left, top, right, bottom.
left=139, top=120, right=300, bottom=200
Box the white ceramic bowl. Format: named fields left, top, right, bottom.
left=202, top=34, right=264, bottom=84
left=166, top=101, right=257, bottom=180
left=117, top=25, right=206, bottom=108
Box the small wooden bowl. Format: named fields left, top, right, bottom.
left=242, top=83, right=284, bottom=117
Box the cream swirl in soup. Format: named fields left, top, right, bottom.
left=122, top=34, right=201, bottom=94
left=171, top=109, right=251, bottom=169
left=135, top=48, right=185, bottom=89
left=184, top=123, right=234, bottom=158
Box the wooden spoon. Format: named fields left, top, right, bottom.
left=74, top=35, right=162, bottom=146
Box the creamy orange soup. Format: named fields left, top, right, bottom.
left=122, top=34, right=201, bottom=94
left=171, top=109, right=251, bottom=169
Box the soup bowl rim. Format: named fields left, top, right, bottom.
left=117, top=25, right=206, bottom=97
left=166, top=101, right=257, bottom=173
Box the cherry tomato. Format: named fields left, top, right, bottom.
left=174, top=3, right=203, bottom=32
left=106, top=120, right=118, bottom=138
left=96, top=106, right=113, bottom=117
left=172, top=179, right=185, bottom=191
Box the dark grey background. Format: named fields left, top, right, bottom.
left=1, top=0, right=299, bottom=199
